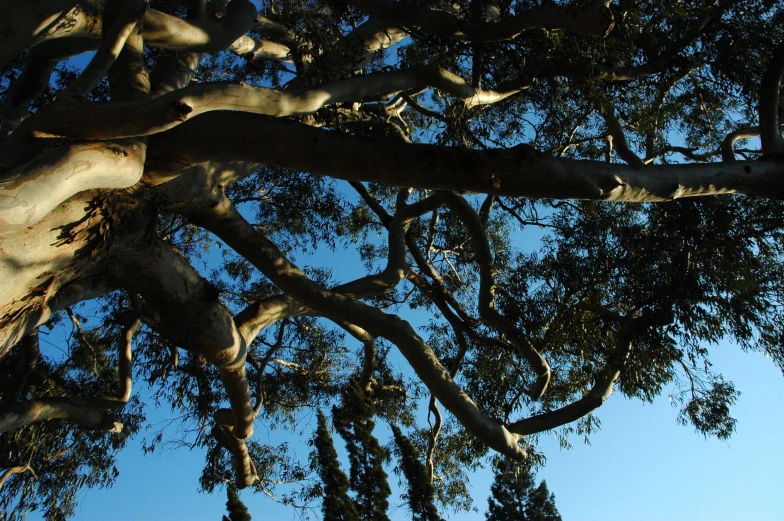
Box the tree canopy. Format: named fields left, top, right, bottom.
left=1, top=0, right=784, bottom=518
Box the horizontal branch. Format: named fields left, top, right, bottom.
left=148, top=114, right=784, bottom=202
left=17, top=65, right=520, bottom=141
left=0, top=398, right=124, bottom=434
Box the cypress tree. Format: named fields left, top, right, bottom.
left=223, top=485, right=252, bottom=521
left=312, top=410, right=360, bottom=521
left=486, top=462, right=561, bottom=521
left=525, top=481, right=561, bottom=521
left=333, top=379, right=391, bottom=521
left=390, top=425, right=442, bottom=521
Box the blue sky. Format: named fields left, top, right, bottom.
left=33, top=335, right=782, bottom=521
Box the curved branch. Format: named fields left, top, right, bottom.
left=0, top=139, right=146, bottom=235
left=602, top=106, right=644, bottom=166
left=0, top=38, right=97, bottom=135
left=507, top=318, right=636, bottom=436
left=60, top=0, right=147, bottom=101
left=0, top=463, right=38, bottom=490
left=438, top=191, right=551, bottom=399
left=142, top=1, right=256, bottom=52
left=108, top=238, right=254, bottom=440
left=188, top=197, right=526, bottom=460
left=721, top=126, right=761, bottom=162
left=212, top=409, right=258, bottom=489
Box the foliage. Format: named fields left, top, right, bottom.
left=390, top=424, right=443, bottom=521
left=1, top=0, right=784, bottom=519
left=486, top=460, right=561, bottom=521
left=311, top=410, right=360, bottom=521
left=223, top=485, right=253, bottom=521
left=332, top=380, right=392, bottom=521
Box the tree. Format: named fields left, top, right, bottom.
left=526, top=481, right=561, bottom=521
left=1, top=0, right=784, bottom=518
left=332, top=380, right=392, bottom=521
left=486, top=461, right=560, bottom=521
left=391, top=424, right=442, bottom=521
left=223, top=485, right=253, bottom=521
left=312, top=410, right=360, bottom=521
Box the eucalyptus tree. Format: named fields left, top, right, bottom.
left=2, top=0, right=784, bottom=518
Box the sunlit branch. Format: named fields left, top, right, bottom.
left=59, top=0, right=147, bottom=101
left=602, top=105, right=644, bottom=166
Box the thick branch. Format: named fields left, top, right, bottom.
left=212, top=409, right=258, bottom=489
left=16, top=65, right=520, bottom=141
left=108, top=238, right=254, bottom=439
left=0, top=398, right=124, bottom=434
left=60, top=0, right=148, bottom=101
left=149, top=114, right=784, bottom=202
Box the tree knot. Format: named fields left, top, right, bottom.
left=169, top=99, right=194, bottom=120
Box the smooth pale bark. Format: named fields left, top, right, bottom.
left=15, top=66, right=517, bottom=142
left=0, top=310, right=137, bottom=433
left=59, top=0, right=147, bottom=101
left=229, top=36, right=293, bottom=62
left=0, top=0, right=255, bottom=77
left=0, top=0, right=93, bottom=69
left=149, top=114, right=784, bottom=202
left=0, top=141, right=145, bottom=235
left=0, top=276, right=115, bottom=360
left=508, top=320, right=636, bottom=436
left=108, top=239, right=254, bottom=439
left=721, top=126, right=762, bottom=162
left=142, top=1, right=256, bottom=52
left=0, top=398, right=124, bottom=434
left=602, top=107, right=645, bottom=166
left=0, top=464, right=37, bottom=490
